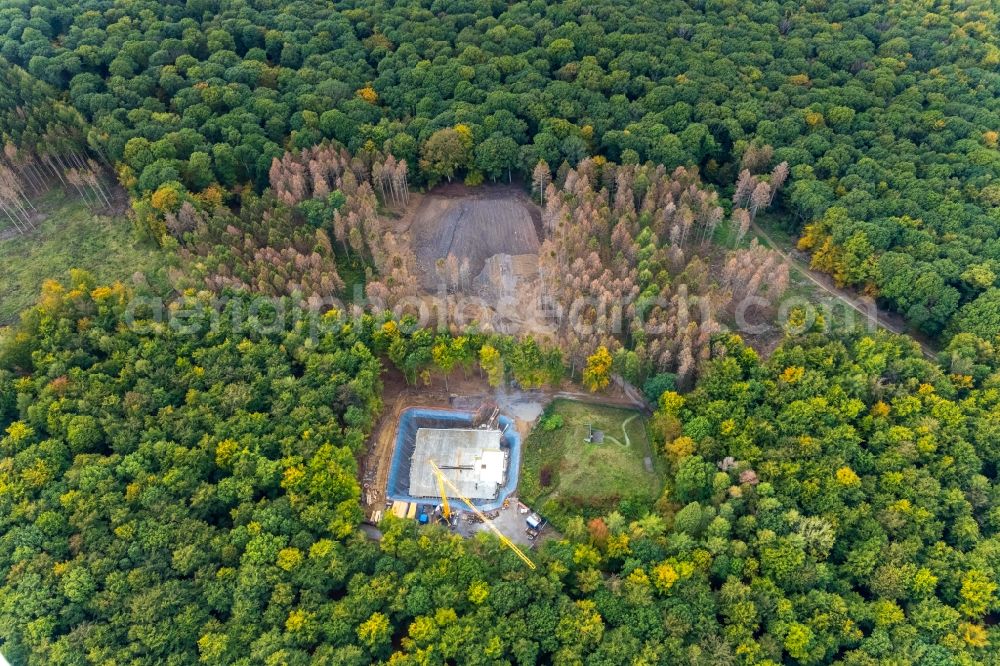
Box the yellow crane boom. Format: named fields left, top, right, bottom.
left=436, top=465, right=451, bottom=520
left=428, top=460, right=536, bottom=570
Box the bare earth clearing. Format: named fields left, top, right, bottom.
left=406, top=185, right=541, bottom=289
left=386, top=184, right=808, bottom=349
left=385, top=183, right=552, bottom=335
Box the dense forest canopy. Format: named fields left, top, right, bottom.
left=1, top=0, right=999, bottom=335
left=2, top=0, right=1000, bottom=663
left=1, top=280, right=998, bottom=664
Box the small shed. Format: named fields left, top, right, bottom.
left=584, top=423, right=604, bottom=443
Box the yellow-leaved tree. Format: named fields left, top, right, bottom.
left=479, top=343, right=504, bottom=387
left=582, top=346, right=613, bottom=392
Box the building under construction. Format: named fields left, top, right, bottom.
left=386, top=406, right=521, bottom=511
left=409, top=427, right=508, bottom=500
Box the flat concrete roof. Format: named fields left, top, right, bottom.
left=409, top=428, right=507, bottom=500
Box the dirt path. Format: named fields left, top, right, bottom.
left=621, top=413, right=638, bottom=447
left=750, top=221, right=937, bottom=360
left=553, top=389, right=646, bottom=411
left=361, top=392, right=404, bottom=512
left=621, top=412, right=656, bottom=473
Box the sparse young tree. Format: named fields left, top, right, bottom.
left=734, top=169, right=755, bottom=208
left=740, top=143, right=774, bottom=174
left=731, top=208, right=751, bottom=247
left=533, top=160, right=551, bottom=205
left=749, top=181, right=771, bottom=221
left=769, top=161, right=789, bottom=204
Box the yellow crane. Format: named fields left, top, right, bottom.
left=428, top=460, right=536, bottom=570
left=436, top=464, right=451, bottom=521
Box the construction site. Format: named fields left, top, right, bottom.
left=385, top=404, right=519, bottom=510
left=363, top=397, right=545, bottom=557
left=358, top=359, right=656, bottom=561
left=356, top=183, right=656, bottom=560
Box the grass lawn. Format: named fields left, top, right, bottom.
left=751, top=210, right=801, bottom=248
left=519, top=399, right=664, bottom=527
left=0, top=191, right=168, bottom=324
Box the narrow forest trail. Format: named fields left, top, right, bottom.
left=750, top=221, right=938, bottom=360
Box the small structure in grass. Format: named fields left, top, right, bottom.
left=584, top=423, right=604, bottom=444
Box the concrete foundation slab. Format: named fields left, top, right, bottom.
left=409, top=428, right=507, bottom=500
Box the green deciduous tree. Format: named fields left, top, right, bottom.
left=420, top=127, right=469, bottom=185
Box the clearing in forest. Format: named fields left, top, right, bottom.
left=519, top=399, right=663, bottom=527
left=0, top=191, right=166, bottom=324
left=405, top=184, right=541, bottom=290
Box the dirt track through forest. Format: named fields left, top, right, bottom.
left=750, top=221, right=937, bottom=360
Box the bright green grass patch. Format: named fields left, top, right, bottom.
left=0, top=192, right=169, bottom=324
left=520, top=399, right=664, bottom=528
